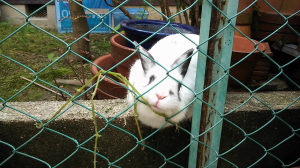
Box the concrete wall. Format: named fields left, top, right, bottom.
left=0, top=4, right=56, bottom=28
left=0, top=4, right=27, bottom=24
left=0, top=4, right=185, bottom=29
left=1, top=92, right=300, bottom=167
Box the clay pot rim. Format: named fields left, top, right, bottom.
left=110, top=33, right=140, bottom=68
left=90, top=54, right=126, bottom=86
left=110, top=33, right=136, bottom=53
left=233, top=36, right=266, bottom=54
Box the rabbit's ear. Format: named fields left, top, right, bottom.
left=172, top=48, right=194, bottom=78
left=134, top=41, right=155, bottom=73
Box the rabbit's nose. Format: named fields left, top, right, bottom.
left=156, top=93, right=167, bottom=100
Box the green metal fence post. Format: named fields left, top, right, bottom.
left=204, top=0, right=238, bottom=167
left=188, top=0, right=212, bottom=167
left=188, top=0, right=238, bottom=167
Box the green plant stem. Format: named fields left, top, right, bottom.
left=35, top=69, right=175, bottom=158
left=35, top=69, right=103, bottom=129
left=133, top=95, right=145, bottom=150
left=91, top=72, right=102, bottom=168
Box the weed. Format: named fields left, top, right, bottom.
left=0, top=21, right=112, bottom=102
left=105, top=107, right=114, bottom=113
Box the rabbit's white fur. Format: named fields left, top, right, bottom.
left=127, top=34, right=199, bottom=128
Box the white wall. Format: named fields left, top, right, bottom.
left=0, top=4, right=57, bottom=28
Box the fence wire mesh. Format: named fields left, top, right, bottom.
left=0, top=0, right=300, bottom=167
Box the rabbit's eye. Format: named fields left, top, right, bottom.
left=169, top=90, right=174, bottom=95
left=148, top=75, right=155, bottom=85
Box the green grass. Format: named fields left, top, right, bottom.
left=0, top=21, right=112, bottom=102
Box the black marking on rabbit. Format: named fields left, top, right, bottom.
left=172, top=48, right=194, bottom=77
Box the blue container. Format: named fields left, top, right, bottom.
left=112, top=8, right=148, bottom=28
left=55, top=0, right=113, bottom=33
left=120, top=19, right=200, bottom=50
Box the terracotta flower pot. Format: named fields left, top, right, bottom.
left=116, top=65, right=130, bottom=79
left=236, top=0, right=254, bottom=25
left=235, top=0, right=255, bottom=38
left=252, top=0, right=300, bottom=43
left=96, top=88, right=120, bottom=99
left=234, top=25, right=251, bottom=37
left=250, top=42, right=273, bottom=81
left=90, top=54, right=127, bottom=99
left=257, top=0, right=300, bottom=15
left=228, top=36, right=266, bottom=86
left=110, top=33, right=139, bottom=68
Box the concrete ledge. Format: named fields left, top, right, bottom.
left=1, top=91, right=300, bottom=167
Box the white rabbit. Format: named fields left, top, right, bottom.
left=127, top=34, right=200, bottom=128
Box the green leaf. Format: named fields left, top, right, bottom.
left=135, top=15, right=141, bottom=19
left=141, top=6, right=149, bottom=12
left=48, top=53, right=54, bottom=61
left=53, top=57, right=59, bottom=62
left=137, top=10, right=148, bottom=18
left=0, top=22, right=8, bottom=26
left=114, top=23, right=121, bottom=31
left=40, top=62, right=49, bottom=66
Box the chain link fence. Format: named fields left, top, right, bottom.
left=1, top=0, right=300, bottom=167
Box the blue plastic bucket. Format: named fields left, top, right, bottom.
left=120, top=19, right=200, bottom=50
